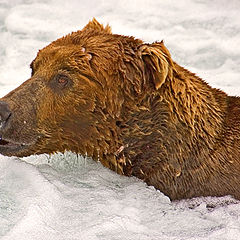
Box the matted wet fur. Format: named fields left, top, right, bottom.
left=0, top=19, right=240, bottom=200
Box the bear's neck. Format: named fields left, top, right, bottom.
left=161, top=63, right=228, bottom=166
left=120, top=62, right=229, bottom=199
left=162, top=63, right=228, bottom=146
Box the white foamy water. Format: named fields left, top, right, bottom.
left=0, top=0, right=240, bottom=239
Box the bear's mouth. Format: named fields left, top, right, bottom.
left=0, top=137, right=30, bottom=155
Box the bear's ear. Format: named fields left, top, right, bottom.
left=82, top=18, right=112, bottom=34
left=140, top=41, right=173, bottom=90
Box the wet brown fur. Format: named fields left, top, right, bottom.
left=1, top=19, right=240, bottom=200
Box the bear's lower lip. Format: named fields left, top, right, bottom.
left=0, top=138, right=29, bottom=155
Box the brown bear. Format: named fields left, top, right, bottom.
left=0, top=19, right=240, bottom=200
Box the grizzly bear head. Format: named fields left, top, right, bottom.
left=0, top=19, right=172, bottom=166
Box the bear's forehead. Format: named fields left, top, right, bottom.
left=38, top=45, right=85, bottom=61
left=46, top=30, right=142, bottom=56
left=31, top=30, right=143, bottom=75
left=31, top=45, right=87, bottom=71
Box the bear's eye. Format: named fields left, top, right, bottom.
left=30, top=61, right=35, bottom=76
left=49, top=74, right=72, bottom=92
left=56, top=75, right=69, bottom=87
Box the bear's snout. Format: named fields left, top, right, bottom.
left=0, top=101, right=11, bottom=130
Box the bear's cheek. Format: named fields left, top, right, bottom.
left=36, top=94, right=96, bottom=138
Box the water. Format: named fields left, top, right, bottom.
left=0, top=0, right=240, bottom=239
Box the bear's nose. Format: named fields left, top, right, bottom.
left=0, top=101, right=11, bottom=129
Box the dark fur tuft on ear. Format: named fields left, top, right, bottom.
left=140, top=41, right=173, bottom=90
left=82, top=18, right=112, bottom=34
